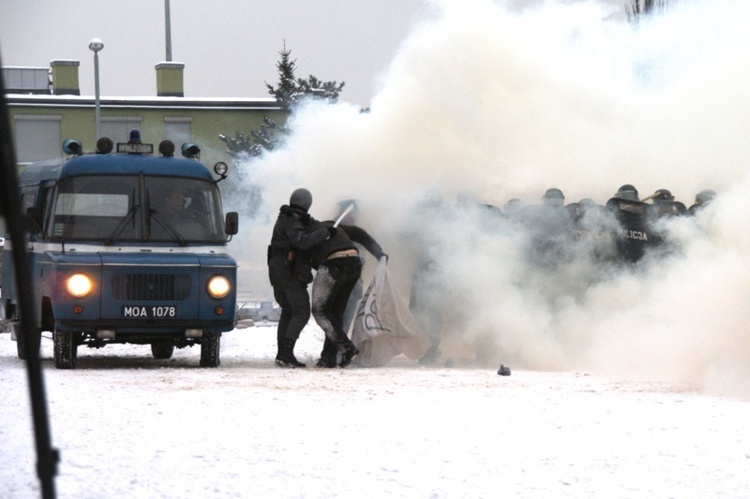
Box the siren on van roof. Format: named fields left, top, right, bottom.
left=62, top=136, right=202, bottom=159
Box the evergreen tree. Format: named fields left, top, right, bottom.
left=218, top=45, right=345, bottom=218
left=218, top=118, right=289, bottom=158
left=265, top=48, right=345, bottom=110
left=266, top=47, right=300, bottom=110
left=294, top=75, right=345, bottom=105
left=219, top=44, right=345, bottom=159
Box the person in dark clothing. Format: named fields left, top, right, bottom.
left=641, top=188, right=687, bottom=257
left=643, top=188, right=687, bottom=219
left=517, top=187, right=575, bottom=268
left=605, top=184, right=652, bottom=264
left=566, top=198, right=618, bottom=265
left=268, top=188, right=333, bottom=368
left=688, top=189, right=717, bottom=215
left=307, top=220, right=387, bottom=368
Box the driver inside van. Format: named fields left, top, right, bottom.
left=153, top=190, right=205, bottom=240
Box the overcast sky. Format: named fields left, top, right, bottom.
left=0, top=0, right=625, bottom=107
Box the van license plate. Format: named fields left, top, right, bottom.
left=122, top=306, right=177, bottom=318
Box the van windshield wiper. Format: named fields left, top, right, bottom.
left=105, top=204, right=140, bottom=245
left=149, top=208, right=187, bottom=246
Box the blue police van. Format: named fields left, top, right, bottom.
left=0, top=135, right=239, bottom=368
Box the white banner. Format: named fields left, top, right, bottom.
left=351, top=258, right=431, bottom=366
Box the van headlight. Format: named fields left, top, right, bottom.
left=67, top=274, right=93, bottom=297
left=207, top=276, right=230, bottom=299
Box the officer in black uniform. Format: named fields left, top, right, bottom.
left=566, top=198, right=618, bottom=264
left=518, top=188, right=574, bottom=268
left=641, top=188, right=687, bottom=257
left=268, top=188, right=332, bottom=368
left=643, top=188, right=687, bottom=218
left=688, top=189, right=717, bottom=215
left=606, top=184, right=651, bottom=264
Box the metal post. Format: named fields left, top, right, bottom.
left=165, top=0, right=173, bottom=61
left=93, top=51, right=100, bottom=139
left=0, top=56, right=59, bottom=499
left=89, top=38, right=104, bottom=140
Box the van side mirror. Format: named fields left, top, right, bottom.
left=25, top=207, right=42, bottom=233
left=225, top=212, right=238, bottom=235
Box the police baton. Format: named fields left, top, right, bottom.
left=333, top=203, right=355, bottom=228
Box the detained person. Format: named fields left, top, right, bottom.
left=307, top=220, right=387, bottom=368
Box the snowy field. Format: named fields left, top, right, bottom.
left=2, top=324, right=750, bottom=499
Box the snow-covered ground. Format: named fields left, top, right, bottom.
left=2, top=324, right=750, bottom=498
left=6, top=1, right=750, bottom=497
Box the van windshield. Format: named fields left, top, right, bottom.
left=48, top=175, right=226, bottom=244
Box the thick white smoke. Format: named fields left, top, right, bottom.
left=229, top=0, right=750, bottom=397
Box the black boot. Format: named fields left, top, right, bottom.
left=316, top=338, right=338, bottom=368
left=275, top=339, right=306, bottom=368
left=339, top=342, right=359, bottom=368
left=315, top=357, right=337, bottom=368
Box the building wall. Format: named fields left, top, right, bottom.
left=6, top=97, right=287, bottom=169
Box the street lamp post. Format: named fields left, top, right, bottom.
left=88, top=38, right=104, bottom=140
left=165, top=0, right=173, bottom=61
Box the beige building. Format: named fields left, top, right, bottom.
left=3, top=60, right=285, bottom=169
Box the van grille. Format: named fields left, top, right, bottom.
left=111, top=274, right=192, bottom=301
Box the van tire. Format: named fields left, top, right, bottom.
left=200, top=332, right=220, bottom=367
left=151, top=342, right=175, bottom=359
left=54, top=329, right=78, bottom=369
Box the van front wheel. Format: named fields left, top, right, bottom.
left=151, top=342, right=175, bottom=359
left=54, top=329, right=78, bottom=369
left=200, top=332, right=220, bottom=367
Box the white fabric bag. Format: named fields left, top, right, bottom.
left=351, top=258, right=431, bottom=366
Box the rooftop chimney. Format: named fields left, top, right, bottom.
left=50, top=59, right=80, bottom=95
left=155, top=62, right=184, bottom=97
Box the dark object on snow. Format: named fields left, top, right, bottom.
left=1, top=64, right=59, bottom=497
left=497, top=364, right=511, bottom=376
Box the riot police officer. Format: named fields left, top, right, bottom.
left=268, top=188, right=332, bottom=367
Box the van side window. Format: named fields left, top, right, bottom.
left=20, top=187, right=37, bottom=213
left=19, top=187, right=41, bottom=234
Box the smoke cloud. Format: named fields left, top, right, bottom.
left=227, top=0, right=750, bottom=397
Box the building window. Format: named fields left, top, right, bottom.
left=164, top=117, right=192, bottom=148
left=13, top=115, right=62, bottom=164
left=102, top=116, right=143, bottom=144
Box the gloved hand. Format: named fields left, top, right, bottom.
left=381, top=253, right=389, bottom=263
left=327, top=226, right=337, bottom=238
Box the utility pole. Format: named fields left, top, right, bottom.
left=165, top=0, right=173, bottom=61
left=88, top=38, right=104, bottom=140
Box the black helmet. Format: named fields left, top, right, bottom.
left=542, top=188, right=564, bottom=206
left=289, top=188, right=313, bottom=212
left=651, top=188, right=674, bottom=205
left=695, top=189, right=716, bottom=205
left=615, top=184, right=639, bottom=201
left=503, top=198, right=524, bottom=215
